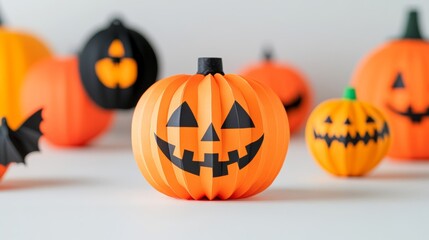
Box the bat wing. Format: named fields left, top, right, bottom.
left=0, top=134, right=25, bottom=165
left=0, top=109, right=43, bottom=166
left=19, top=109, right=43, bottom=135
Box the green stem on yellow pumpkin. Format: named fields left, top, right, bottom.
left=402, top=9, right=424, bottom=39
left=343, top=87, right=357, bottom=100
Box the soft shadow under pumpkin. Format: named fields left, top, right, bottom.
left=233, top=187, right=399, bottom=202
left=0, top=178, right=99, bottom=191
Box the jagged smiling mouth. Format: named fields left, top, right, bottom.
left=313, top=122, right=389, bottom=147
left=387, top=104, right=429, bottom=123
left=154, top=134, right=264, bottom=177
left=284, top=95, right=303, bottom=112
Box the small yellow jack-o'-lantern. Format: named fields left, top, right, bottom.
left=306, top=87, right=391, bottom=177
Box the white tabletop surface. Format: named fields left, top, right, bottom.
left=1, top=113, right=428, bottom=240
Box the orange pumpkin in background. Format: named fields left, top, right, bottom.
left=0, top=165, right=7, bottom=180
left=352, top=9, right=429, bottom=159
left=21, top=57, right=114, bottom=147
left=132, top=58, right=289, bottom=200
left=0, top=16, right=51, bottom=129
left=240, top=49, right=312, bottom=134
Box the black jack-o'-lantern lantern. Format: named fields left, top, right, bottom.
left=78, top=18, right=158, bottom=109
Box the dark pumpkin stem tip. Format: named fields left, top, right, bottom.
left=197, top=58, right=224, bottom=75
left=343, top=87, right=357, bottom=100
left=110, top=18, right=124, bottom=27
left=263, top=47, right=273, bottom=61
left=402, top=9, right=423, bottom=39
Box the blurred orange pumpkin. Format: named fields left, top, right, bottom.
left=240, top=50, right=312, bottom=134
left=0, top=165, right=7, bottom=180
left=352, top=10, right=429, bottom=159
left=21, top=57, right=114, bottom=147
left=0, top=18, right=51, bottom=129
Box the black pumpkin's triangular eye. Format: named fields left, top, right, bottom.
left=344, top=118, right=351, bottom=125
left=167, top=102, right=198, bottom=127
left=366, top=116, right=375, bottom=123
left=324, top=116, right=333, bottom=123
left=392, top=73, right=405, bottom=89
left=221, top=101, right=255, bottom=129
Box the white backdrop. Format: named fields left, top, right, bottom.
left=2, top=0, right=429, bottom=103
left=2, top=2, right=429, bottom=239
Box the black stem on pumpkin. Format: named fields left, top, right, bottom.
left=110, top=18, right=124, bottom=27
left=197, top=58, right=224, bottom=75
left=401, top=9, right=424, bottom=39
left=263, top=46, right=273, bottom=61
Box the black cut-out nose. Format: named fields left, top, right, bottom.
left=201, top=123, right=220, bottom=141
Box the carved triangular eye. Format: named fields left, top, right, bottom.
left=366, top=116, right=375, bottom=123
left=392, top=73, right=405, bottom=89
left=324, top=116, right=333, bottom=123
left=344, top=118, right=351, bottom=125
left=221, top=101, right=255, bottom=129
left=167, top=102, right=198, bottom=127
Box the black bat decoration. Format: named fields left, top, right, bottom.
left=0, top=109, right=43, bottom=166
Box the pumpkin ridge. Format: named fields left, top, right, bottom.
left=134, top=75, right=187, bottom=198
left=240, top=77, right=289, bottom=197
left=171, top=75, right=204, bottom=198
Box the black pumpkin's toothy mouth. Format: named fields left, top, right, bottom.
left=387, top=104, right=429, bottom=123
left=284, top=95, right=303, bottom=112
left=313, top=122, right=389, bottom=147
left=154, top=133, right=264, bottom=177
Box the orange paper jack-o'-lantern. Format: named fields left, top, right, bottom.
left=0, top=16, right=51, bottom=129
left=21, top=57, right=114, bottom=146
left=132, top=58, right=289, bottom=200
left=240, top=50, right=312, bottom=134
left=352, top=10, right=429, bottom=159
